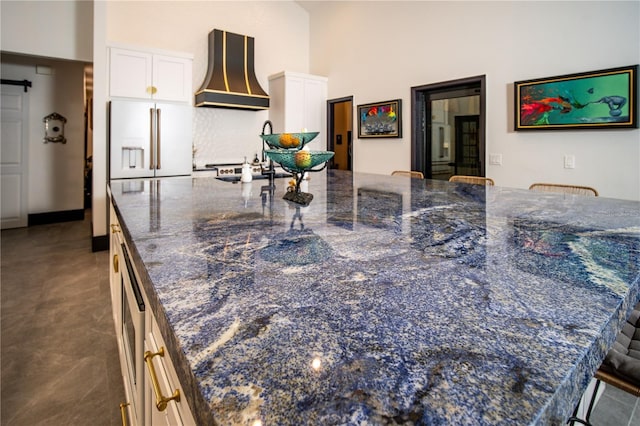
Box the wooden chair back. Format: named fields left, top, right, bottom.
left=529, top=183, right=598, bottom=196
left=449, top=175, right=495, bottom=186
left=392, top=170, right=424, bottom=179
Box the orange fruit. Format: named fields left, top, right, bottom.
left=294, top=150, right=312, bottom=169
left=279, top=133, right=300, bottom=148
left=289, top=135, right=300, bottom=148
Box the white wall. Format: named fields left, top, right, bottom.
left=1, top=55, right=86, bottom=214
left=1, top=0, right=92, bottom=219
left=106, top=0, right=310, bottom=166
left=0, top=0, right=93, bottom=62
left=305, top=1, right=640, bottom=200
left=93, top=0, right=108, bottom=242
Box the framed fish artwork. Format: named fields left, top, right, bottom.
left=514, top=65, right=637, bottom=130
left=357, top=99, right=402, bottom=138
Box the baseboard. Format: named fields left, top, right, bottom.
left=92, top=235, right=109, bottom=252
left=28, top=209, right=84, bottom=226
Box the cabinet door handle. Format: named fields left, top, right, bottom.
left=111, top=224, right=120, bottom=233
left=144, top=347, right=180, bottom=411
left=119, top=402, right=129, bottom=426
left=149, top=108, right=155, bottom=170
left=156, top=109, right=161, bottom=170
left=113, top=254, right=119, bottom=273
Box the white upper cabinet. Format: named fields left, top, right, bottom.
left=109, top=47, right=192, bottom=103
left=152, top=54, right=192, bottom=103
left=268, top=72, right=328, bottom=151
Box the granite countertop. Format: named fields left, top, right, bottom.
left=109, top=171, right=640, bottom=426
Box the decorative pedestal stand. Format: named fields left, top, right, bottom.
left=260, top=131, right=334, bottom=207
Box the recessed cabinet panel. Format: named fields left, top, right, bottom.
left=109, top=201, right=123, bottom=331
left=144, top=337, right=183, bottom=426
left=145, top=312, right=196, bottom=426
left=304, top=79, right=326, bottom=141
left=110, top=48, right=153, bottom=99
left=153, top=55, right=192, bottom=103
left=285, top=77, right=305, bottom=133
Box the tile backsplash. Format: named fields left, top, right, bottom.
left=192, top=107, right=271, bottom=167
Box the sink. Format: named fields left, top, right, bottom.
left=215, top=173, right=291, bottom=183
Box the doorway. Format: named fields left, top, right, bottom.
left=411, top=76, right=485, bottom=180
left=327, top=96, right=353, bottom=171
left=1, top=83, right=29, bottom=229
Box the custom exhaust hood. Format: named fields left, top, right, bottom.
left=195, top=29, right=269, bottom=110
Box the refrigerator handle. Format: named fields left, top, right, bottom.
left=149, top=108, right=155, bottom=170
left=156, top=109, right=161, bottom=169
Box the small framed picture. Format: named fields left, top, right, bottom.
left=357, top=99, right=402, bottom=138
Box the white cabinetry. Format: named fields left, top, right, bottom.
left=109, top=195, right=195, bottom=426
left=110, top=199, right=140, bottom=425
left=109, top=47, right=193, bottom=103
left=109, top=200, right=123, bottom=332
left=268, top=71, right=328, bottom=151
left=144, top=312, right=196, bottom=426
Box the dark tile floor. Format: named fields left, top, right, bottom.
left=589, top=383, right=640, bottom=426
left=1, top=212, right=124, bottom=425
left=1, top=211, right=638, bottom=425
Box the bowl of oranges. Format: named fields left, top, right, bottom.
left=259, top=132, right=319, bottom=149
left=264, top=149, right=334, bottom=172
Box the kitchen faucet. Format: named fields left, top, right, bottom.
left=260, top=122, right=275, bottom=219
left=260, top=120, right=276, bottom=187
left=261, top=120, right=273, bottom=162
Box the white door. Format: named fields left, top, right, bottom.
left=1, top=85, right=29, bottom=229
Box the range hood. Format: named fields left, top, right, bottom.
left=195, top=29, right=269, bottom=110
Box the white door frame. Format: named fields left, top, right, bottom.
left=1, top=84, right=29, bottom=229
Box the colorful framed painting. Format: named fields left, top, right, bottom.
left=357, top=99, right=402, bottom=138
left=514, top=65, right=637, bottom=130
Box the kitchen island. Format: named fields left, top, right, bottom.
left=109, top=170, right=640, bottom=425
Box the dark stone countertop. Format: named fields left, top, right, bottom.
left=109, top=170, right=640, bottom=426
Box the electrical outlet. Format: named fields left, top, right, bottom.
left=489, top=153, right=503, bottom=166
left=564, top=155, right=575, bottom=169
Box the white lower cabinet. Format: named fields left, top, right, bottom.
left=144, top=311, right=196, bottom=426
left=109, top=201, right=123, bottom=334
left=109, top=195, right=195, bottom=426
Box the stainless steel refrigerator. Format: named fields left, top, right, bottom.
left=109, top=100, right=192, bottom=179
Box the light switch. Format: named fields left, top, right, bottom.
left=564, top=155, right=575, bottom=169
left=489, top=153, right=503, bottom=165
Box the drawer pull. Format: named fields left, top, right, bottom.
left=111, top=224, right=121, bottom=233
left=144, top=347, right=181, bottom=411
left=113, top=254, right=119, bottom=273
left=119, top=402, right=129, bottom=426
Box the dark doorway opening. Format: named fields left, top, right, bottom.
left=411, top=76, right=486, bottom=180
left=327, top=96, right=353, bottom=171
